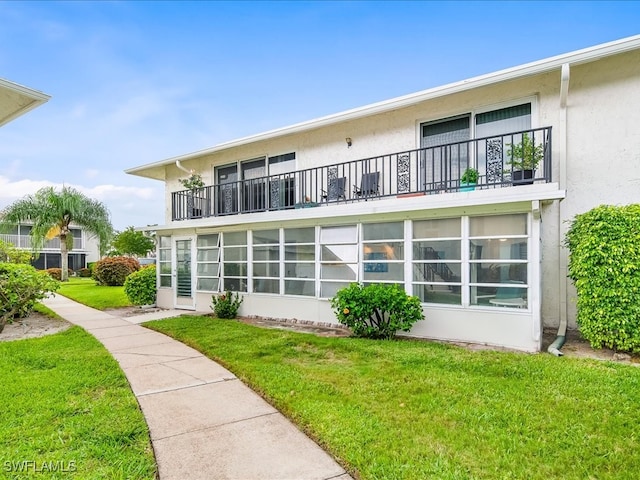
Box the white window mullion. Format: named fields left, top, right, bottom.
left=247, top=231, right=253, bottom=293
left=404, top=220, right=412, bottom=295
left=461, top=216, right=470, bottom=307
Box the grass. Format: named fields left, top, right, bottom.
left=33, top=302, right=62, bottom=319
left=56, top=277, right=132, bottom=310
left=146, top=315, right=640, bottom=480
left=0, top=327, right=156, bottom=479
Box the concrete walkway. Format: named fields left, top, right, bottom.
left=42, top=295, right=352, bottom=480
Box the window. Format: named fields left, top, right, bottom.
left=412, top=218, right=462, bottom=304
left=268, top=153, right=296, bottom=210
left=320, top=225, right=358, bottom=298
left=253, top=229, right=280, bottom=294
left=362, top=222, right=404, bottom=284
left=158, top=236, right=172, bottom=287
left=284, top=227, right=315, bottom=296
left=420, top=101, right=534, bottom=186
left=469, top=214, right=528, bottom=308
left=242, top=158, right=267, bottom=212
left=421, top=115, right=470, bottom=190
left=222, top=231, right=247, bottom=292
left=216, top=164, right=239, bottom=215
left=197, top=234, right=220, bottom=291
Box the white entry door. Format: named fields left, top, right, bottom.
left=173, top=235, right=196, bottom=310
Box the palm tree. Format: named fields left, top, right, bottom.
left=0, top=186, right=112, bottom=281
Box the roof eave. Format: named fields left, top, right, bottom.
left=0, top=78, right=51, bottom=127
left=125, top=34, right=640, bottom=177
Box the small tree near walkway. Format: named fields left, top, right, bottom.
left=0, top=186, right=112, bottom=282
left=109, top=226, right=155, bottom=257
left=0, top=263, right=60, bottom=333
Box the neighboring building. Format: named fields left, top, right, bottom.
left=126, top=35, right=640, bottom=352
left=0, top=224, right=100, bottom=270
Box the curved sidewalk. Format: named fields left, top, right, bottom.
left=43, top=294, right=352, bottom=480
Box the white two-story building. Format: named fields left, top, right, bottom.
left=126, top=35, right=640, bottom=352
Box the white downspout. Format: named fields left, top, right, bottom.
left=548, top=63, right=570, bottom=356
left=175, top=160, right=192, bottom=174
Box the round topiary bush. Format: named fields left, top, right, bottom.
left=124, top=265, right=157, bottom=306
left=565, top=204, right=640, bottom=353
left=78, top=267, right=92, bottom=278
left=46, top=268, right=63, bottom=281
left=331, top=283, right=424, bottom=339
left=93, top=256, right=140, bottom=286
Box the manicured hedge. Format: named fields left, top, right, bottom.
left=124, top=265, right=157, bottom=306
left=565, top=204, right=640, bottom=353
left=93, top=256, right=140, bottom=286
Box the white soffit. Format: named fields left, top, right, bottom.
left=0, top=78, right=50, bottom=127
left=126, top=34, right=640, bottom=177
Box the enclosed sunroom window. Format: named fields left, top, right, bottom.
left=412, top=218, right=462, bottom=305
left=469, top=214, right=528, bottom=308
left=222, top=231, right=247, bottom=292
left=320, top=225, right=358, bottom=298
left=196, top=234, right=220, bottom=291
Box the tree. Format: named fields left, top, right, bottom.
left=0, top=186, right=112, bottom=282
left=110, top=226, right=155, bottom=257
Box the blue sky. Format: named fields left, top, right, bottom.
left=0, top=1, right=638, bottom=230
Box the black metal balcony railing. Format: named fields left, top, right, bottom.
left=172, top=127, right=552, bottom=221
left=0, top=234, right=83, bottom=250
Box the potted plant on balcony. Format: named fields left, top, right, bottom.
left=460, top=167, right=478, bottom=192
left=179, top=172, right=205, bottom=218
left=506, top=133, right=543, bottom=185
left=179, top=172, right=205, bottom=192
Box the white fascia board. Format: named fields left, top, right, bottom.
left=125, top=34, right=640, bottom=176
left=0, top=78, right=51, bottom=127
left=147, top=183, right=566, bottom=234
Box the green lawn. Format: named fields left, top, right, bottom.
left=56, top=277, right=132, bottom=309
left=0, top=327, right=156, bottom=479
left=146, top=315, right=640, bottom=480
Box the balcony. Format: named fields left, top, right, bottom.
left=172, top=127, right=552, bottom=221
left=0, top=234, right=83, bottom=250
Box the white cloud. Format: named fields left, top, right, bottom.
left=0, top=176, right=164, bottom=230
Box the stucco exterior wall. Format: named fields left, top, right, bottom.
left=559, top=49, right=640, bottom=325
left=156, top=46, right=640, bottom=340
left=162, top=70, right=563, bottom=225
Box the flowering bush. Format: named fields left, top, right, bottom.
left=46, top=268, right=63, bottom=281
left=211, top=291, right=243, bottom=319
left=331, top=283, right=424, bottom=339
left=93, top=256, right=140, bottom=286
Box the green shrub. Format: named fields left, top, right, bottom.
left=0, top=263, right=60, bottom=332
left=0, top=239, right=32, bottom=264
left=124, top=265, right=157, bottom=306
left=78, top=267, right=92, bottom=278
left=93, top=256, right=140, bottom=286
left=331, top=283, right=424, bottom=339
left=565, top=204, right=640, bottom=353
left=46, top=268, right=63, bottom=281
left=211, top=291, right=243, bottom=319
